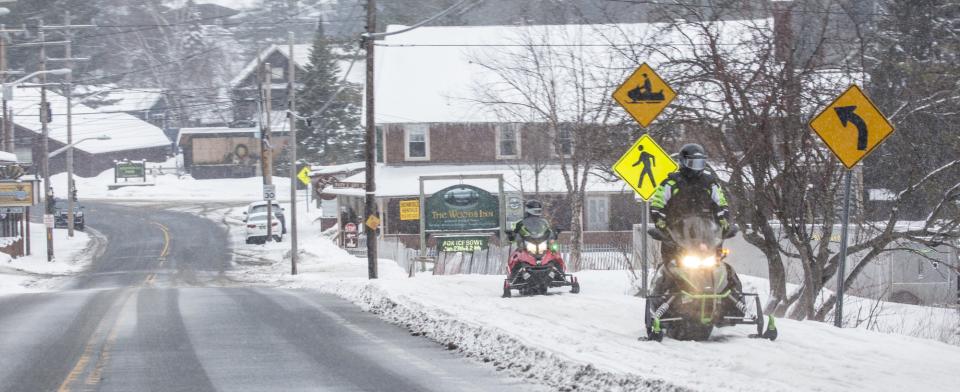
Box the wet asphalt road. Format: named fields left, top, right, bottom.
left=0, top=202, right=538, bottom=392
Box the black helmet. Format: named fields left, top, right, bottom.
left=678, top=143, right=707, bottom=174
left=524, top=200, right=543, bottom=217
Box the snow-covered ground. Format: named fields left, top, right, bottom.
left=201, top=204, right=960, bottom=392
left=0, top=226, right=100, bottom=295
left=51, top=159, right=294, bottom=202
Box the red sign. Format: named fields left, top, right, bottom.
left=345, top=223, right=357, bottom=233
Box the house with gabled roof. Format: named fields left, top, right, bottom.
left=7, top=87, right=171, bottom=177
left=229, top=43, right=364, bottom=123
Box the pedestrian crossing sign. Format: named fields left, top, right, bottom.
left=612, top=63, right=676, bottom=128
left=612, top=134, right=678, bottom=201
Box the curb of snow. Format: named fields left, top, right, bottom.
left=320, top=280, right=696, bottom=392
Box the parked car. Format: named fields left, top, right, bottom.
left=244, top=212, right=283, bottom=244
left=244, top=201, right=286, bottom=234
left=54, top=200, right=84, bottom=230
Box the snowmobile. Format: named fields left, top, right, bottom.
left=644, top=215, right=777, bottom=341
left=502, top=219, right=580, bottom=297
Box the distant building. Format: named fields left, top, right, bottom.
left=176, top=123, right=291, bottom=179
left=229, top=43, right=364, bottom=122
left=7, top=88, right=171, bottom=177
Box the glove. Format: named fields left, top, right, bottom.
left=719, top=218, right=731, bottom=232
left=655, top=218, right=667, bottom=230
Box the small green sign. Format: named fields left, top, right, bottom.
left=425, top=184, right=499, bottom=231
left=116, top=162, right=145, bottom=178
left=437, top=236, right=489, bottom=253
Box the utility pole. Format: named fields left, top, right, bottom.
left=260, top=61, right=275, bottom=242
left=364, top=0, right=378, bottom=279
left=43, top=11, right=93, bottom=238
left=287, top=32, right=298, bottom=275
left=38, top=26, right=54, bottom=262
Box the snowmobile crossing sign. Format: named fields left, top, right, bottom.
left=613, top=134, right=678, bottom=201
left=809, top=85, right=895, bottom=169
left=612, top=63, right=676, bottom=128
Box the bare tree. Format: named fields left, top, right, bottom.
left=470, top=26, right=628, bottom=269
left=606, top=1, right=960, bottom=321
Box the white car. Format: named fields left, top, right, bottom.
left=244, top=201, right=286, bottom=234
left=244, top=212, right=283, bottom=244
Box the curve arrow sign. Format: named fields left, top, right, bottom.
left=834, top=105, right=868, bottom=151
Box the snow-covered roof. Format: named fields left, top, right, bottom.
left=176, top=126, right=258, bottom=146
left=0, top=151, right=17, bottom=162
left=309, top=161, right=365, bottom=176
left=89, top=88, right=164, bottom=113
left=8, top=88, right=171, bottom=154
left=374, top=20, right=770, bottom=124
left=323, top=164, right=629, bottom=198
left=230, top=44, right=364, bottom=88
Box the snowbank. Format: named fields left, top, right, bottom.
left=0, top=226, right=99, bottom=295
left=205, top=202, right=960, bottom=392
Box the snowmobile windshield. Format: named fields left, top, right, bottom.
left=667, top=216, right=722, bottom=251
left=519, top=218, right=551, bottom=242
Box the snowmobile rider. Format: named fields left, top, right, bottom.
left=509, top=200, right=556, bottom=246
left=649, top=144, right=744, bottom=302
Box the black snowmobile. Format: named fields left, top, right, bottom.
left=644, top=215, right=777, bottom=341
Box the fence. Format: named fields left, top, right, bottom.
left=346, top=231, right=639, bottom=276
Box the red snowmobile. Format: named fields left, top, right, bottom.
left=502, top=218, right=580, bottom=297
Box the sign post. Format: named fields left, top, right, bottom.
left=612, top=135, right=678, bottom=295
left=612, top=63, right=676, bottom=296
left=297, top=166, right=311, bottom=213
left=809, top=84, right=894, bottom=327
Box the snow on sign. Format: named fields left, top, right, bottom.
left=612, top=63, right=676, bottom=128
left=613, top=134, right=678, bottom=201
left=809, top=84, right=895, bottom=169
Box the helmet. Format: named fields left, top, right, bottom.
left=678, top=143, right=707, bottom=174
left=524, top=200, right=543, bottom=217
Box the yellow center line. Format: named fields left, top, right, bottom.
left=57, top=290, right=135, bottom=392
left=151, top=222, right=171, bottom=259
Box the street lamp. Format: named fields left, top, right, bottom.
left=1, top=68, right=71, bottom=100
left=50, top=135, right=109, bottom=237
left=48, top=135, right=109, bottom=158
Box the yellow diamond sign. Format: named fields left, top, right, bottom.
left=297, top=166, right=311, bottom=186
left=613, top=63, right=676, bottom=128
left=809, top=85, right=895, bottom=169
left=613, top=134, right=678, bottom=201
left=365, top=214, right=381, bottom=231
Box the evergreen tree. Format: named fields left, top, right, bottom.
left=865, top=0, right=960, bottom=217
left=296, top=20, right=362, bottom=164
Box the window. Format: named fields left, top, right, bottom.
left=271, top=66, right=285, bottom=82
left=496, top=124, right=520, bottom=159
left=586, top=196, right=609, bottom=231
left=404, top=124, right=430, bottom=161
left=555, top=126, right=573, bottom=156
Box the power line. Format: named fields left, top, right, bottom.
left=604, top=0, right=893, bottom=18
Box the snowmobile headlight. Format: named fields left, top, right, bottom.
left=679, top=255, right=702, bottom=268
left=701, top=256, right=717, bottom=267
left=679, top=255, right=717, bottom=269
left=525, top=241, right=538, bottom=254
left=525, top=241, right=548, bottom=254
